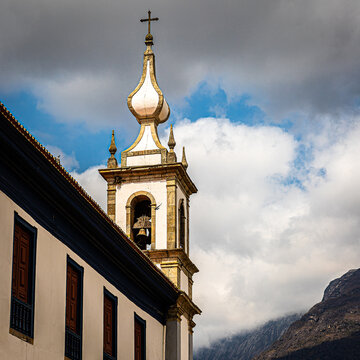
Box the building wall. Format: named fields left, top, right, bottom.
left=0, top=191, right=165, bottom=360
left=180, top=270, right=189, bottom=294
left=116, top=180, right=168, bottom=249
left=127, top=153, right=162, bottom=166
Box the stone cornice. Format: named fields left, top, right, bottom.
left=166, top=291, right=201, bottom=322
left=177, top=291, right=201, bottom=319
left=144, top=248, right=199, bottom=276
left=99, top=163, right=197, bottom=196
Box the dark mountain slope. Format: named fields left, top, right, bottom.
left=194, top=313, right=300, bottom=360
left=254, top=269, right=360, bottom=360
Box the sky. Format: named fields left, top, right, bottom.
left=2, top=0, right=360, bottom=349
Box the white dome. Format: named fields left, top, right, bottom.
left=131, top=60, right=160, bottom=117
left=128, top=48, right=170, bottom=124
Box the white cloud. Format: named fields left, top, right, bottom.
left=71, top=165, right=107, bottom=210
left=34, top=73, right=131, bottom=128
left=69, top=116, right=360, bottom=350
left=166, top=118, right=360, bottom=348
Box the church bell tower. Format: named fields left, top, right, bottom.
left=99, top=11, right=200, bottom=360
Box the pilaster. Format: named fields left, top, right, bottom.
left=107, top=183, right=116, bottom=221
left=166, top=305, right=182, bottom=360
left=167, top=179, right=177, bottom=249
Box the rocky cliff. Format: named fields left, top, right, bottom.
left=194, top=314, right=300, bottom=360
left=254, top=269, right=360, bottom=360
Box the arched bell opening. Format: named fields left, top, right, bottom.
left=179, top=199, right=186, bottom=250
left=126, top=191, right=156, bottom=250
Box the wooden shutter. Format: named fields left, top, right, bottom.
left=12, top=223, right=31, bottom=303
left=135, top=319, right=142, bottom=360
left=66, top=264, right=79, bottom=333
left=104, top=295, right=113, bottom=355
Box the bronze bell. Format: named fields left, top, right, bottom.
left=137, top=228, right=146, bottom=237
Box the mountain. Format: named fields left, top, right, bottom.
left=194, top=313, right=301, bottom=360
left=254, top=268, right=360, bottom=360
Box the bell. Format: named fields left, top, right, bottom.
left=136, top=227, right=148, bottom=250
left=137, top=228, right=146, bottom=237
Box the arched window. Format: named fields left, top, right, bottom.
left=179, top=199, right=186, bottom=250
left=131, top=195, right=151, bottom=250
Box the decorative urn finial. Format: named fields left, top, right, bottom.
left=182, top=146, right=188, bottom=169
left=168, top=125, right=177, bottom=163
left=107, top=130, right=118, bottom=168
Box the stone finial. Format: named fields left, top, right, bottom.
left=168, top=125, right=176, bottom=150
left=107, top=130, right=118, bottom=169
left=181, top=146, right=188, bottom=169
left=168, top=125, right=177, bottom=163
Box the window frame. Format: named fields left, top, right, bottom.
left=65, top=256, right=84, bottom=360
left=134, top=313, right=146, bottom=360
left=10, top=212, right=37, bottom=342
left=103, top=288, right=118, bottom=360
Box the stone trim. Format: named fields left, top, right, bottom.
left=144, top=249, right=199, bottom=276
left=161, top=260, right=181, bottom=288
left=176, top=291, right=201, bottom=320
left=99, top=163, right=197, bottom=197
left=167, top=179, right=177, bottom=249
left=107, top=183, right=116, bottom=221
left=188, top=320, right=196, bottom=334
left=127, top=149, right=162, bottom=157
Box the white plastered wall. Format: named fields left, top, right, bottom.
left=180, top=269, right=189, bottom=294
left=132, top=125, right=158, bottom=152
left=126, top=153, right=162, bottom=167
left=116, top=180, right=168, bottom=249
left=0, top=191, right=165, bottom=360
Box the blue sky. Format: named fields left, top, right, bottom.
left=1, top=91, right=110, bottom=171
left=1, top=81, right=273, bottom=172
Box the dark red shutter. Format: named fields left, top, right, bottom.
left=104, top=295, right=113, bottom=355
left=12, top=223, right=30, bottom=303
left=66, top=265, right=79, bottom=333
left=135, top=320, right=142, bottom=360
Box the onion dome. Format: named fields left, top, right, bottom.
left=127, top=31, right=170, bottom=125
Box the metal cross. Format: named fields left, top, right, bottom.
left=140, top=10, right=159, bottom=35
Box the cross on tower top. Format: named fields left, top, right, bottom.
left=140, top=10, right=159, bottom=36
